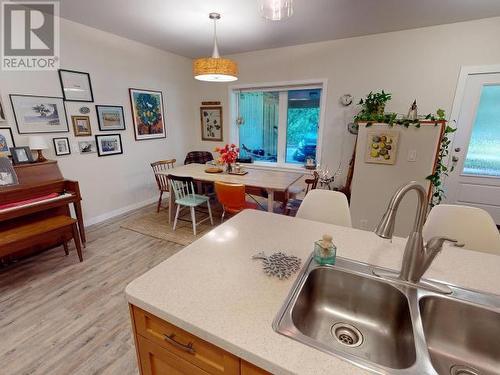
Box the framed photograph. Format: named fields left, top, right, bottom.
left=200, top=106, right=223, bottom=141
left=129, top=88, right=166, bottom=140
left=95, top=134, right=123, bottom=157
left=0, top=127, right=15, bottom=156
left=0, top=96, right=6, bottom=121
left=9, top=94, right=69, bottom=134
left=0, top=157, right=18, bottom=187
left=10, top=146, right=34, bottom=165
left=96, top=105, right=126, bottom=131
left=365, top=130, right=399, bottom=165
left=72, top=115, right=92, bottom=136
left=53, top=137, right=71, bottom=156
left=58, top=69, right=94, bottom=102
left=78, top=140, right=97, bottom=154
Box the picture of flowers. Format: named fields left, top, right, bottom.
left=365, top=130, right=399, bottom=165
left=129, top=88, right=166, bottom=140
left=201, top=106, right=223, bottom=141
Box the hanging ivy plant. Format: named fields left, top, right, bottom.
left=353, top=92, right=456, bottom=207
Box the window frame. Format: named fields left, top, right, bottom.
left=228, top=79, right=328, bottom=170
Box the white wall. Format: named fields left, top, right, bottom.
left=350, top=123, right=442, bottom=235
left=0, top=19, right=195, bottom=225
left=191, top=17, right=500, bottom=188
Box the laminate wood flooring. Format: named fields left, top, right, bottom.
left=0, top=206, right=183, bottom=375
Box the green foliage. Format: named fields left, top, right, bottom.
left=357, top=90, right=392, bottom=115
left=426, top=121, right=457, bottom=207
left=286, top=108, right=319, bottom=145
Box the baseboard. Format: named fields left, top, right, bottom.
left=84, top=197, right=158, bottom=227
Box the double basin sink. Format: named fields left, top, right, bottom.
left=273, top=256, right=500, bottom=375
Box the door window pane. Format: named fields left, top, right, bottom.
left=463, top=85, right=500, bottom=177
left=285, top=89, right=321, bottom=164
left=238, top=91, right=278, bottom=162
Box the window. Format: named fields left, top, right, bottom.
left=234, top=83, right=324, bottom=167
left=463, top=84, right=500, bottom=177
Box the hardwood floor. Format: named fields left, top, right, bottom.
left=0, top=206, right=183, bottom=375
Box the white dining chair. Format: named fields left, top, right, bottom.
left=296, top=189, right=352, bottom=227
left=423, top=204, right=500, bottom=255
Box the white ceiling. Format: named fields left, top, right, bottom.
left=60, top=0, right=500, bottom=58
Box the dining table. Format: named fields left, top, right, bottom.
left=156, top=163, right=304, bottom=223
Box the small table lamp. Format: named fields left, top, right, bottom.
left=29, top=135, right=48, bottom=162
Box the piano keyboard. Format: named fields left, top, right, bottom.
left=0, top=193, right=74, bottom=213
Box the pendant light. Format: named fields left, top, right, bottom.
left=193, top=13, right=238, bottom=82
left=258, top=0, right=294, bottom=21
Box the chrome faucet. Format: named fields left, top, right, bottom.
left=375, top=181, right=456, bottom=283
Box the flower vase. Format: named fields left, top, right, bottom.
left=226, top=163, right=233, bottom=174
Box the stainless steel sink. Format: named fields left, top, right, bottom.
left=291, top=267, right=416, bottom=369
left=420, top=296, right=500, bottom=375
left=273, top=255, right=500, bottom=375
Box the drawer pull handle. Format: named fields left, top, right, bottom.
left=164, top=333, right=196, bottom=354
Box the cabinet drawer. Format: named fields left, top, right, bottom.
left=132, top=306, right=240, bottom=375
left=241, top=360, right=272, bottom=375
left=138, top=335, right=211, bottom=375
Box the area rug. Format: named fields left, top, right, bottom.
left=120, top=204, right=223, bottom=246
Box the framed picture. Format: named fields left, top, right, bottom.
left=95, top=134, right=123, bottom=156
left=0, top=157, right=18, bottom=186
left=58, top=69, right=94, bottom=102
left=0, top=96, right=6, bottom=121
left=9, top=94, right=69, bottom=134
left=365, top=130, right=399, bottom=165
left=129, top=88, right=166, bottom=140
left=53, top=137, right=71, bottom=156
left=10, top=146, right=34, bottom=165
left=78, top=140, right=97, bottom=154
left=96, top=105, right=126, bottom=131
left=0, top=127, right=15, bottom=156
left=200, top=106, right=223, bottom=141
left=72, top=115, right=92, bottom=136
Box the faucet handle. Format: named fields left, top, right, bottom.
left=426, top=236, right=458, bottom=252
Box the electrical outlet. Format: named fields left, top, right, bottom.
left=408, top=150, right=417, bottom=162
left=360, top=219, right=368, bottom=230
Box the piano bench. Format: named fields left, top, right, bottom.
left=0, top=215, right=83, bottom=262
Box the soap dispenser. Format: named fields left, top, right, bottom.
left=314, top=234, right=337, bottom=265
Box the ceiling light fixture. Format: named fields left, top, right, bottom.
left=258, top=0, right=294, bottom=21
left=193, top=13, right=238, bottom=82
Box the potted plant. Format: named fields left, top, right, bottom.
left=358, top=90, right=392, bottom=116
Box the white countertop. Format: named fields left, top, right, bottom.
left=125, top=210, right=500, bottom=375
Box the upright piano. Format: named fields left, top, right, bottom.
left=0, top=160, right=85, bottom=260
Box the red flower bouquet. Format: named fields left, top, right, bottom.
left=215, top=144, right=239, bottom=172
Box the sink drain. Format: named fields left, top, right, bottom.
left=330, top=322, right=363, bottom=348
left=450, top=365, right=480, bottom=375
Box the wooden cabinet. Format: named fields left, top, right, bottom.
left=241, top=360, right=271, bottom=375
left=130, top=305, right=271, bottom=375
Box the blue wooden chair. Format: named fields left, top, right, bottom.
left=168, top=175, right=213, bottom=236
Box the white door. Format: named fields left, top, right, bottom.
left=445, top=71, right=500, bottom=224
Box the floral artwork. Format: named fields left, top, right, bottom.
left=129, top=88, right=166, bottom=140
left=365, top=130, right=399, bottom=165
left=201, top=106, right=223, bottom=141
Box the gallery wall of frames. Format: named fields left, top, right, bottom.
left=0, top=69, right=167, bottom=164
